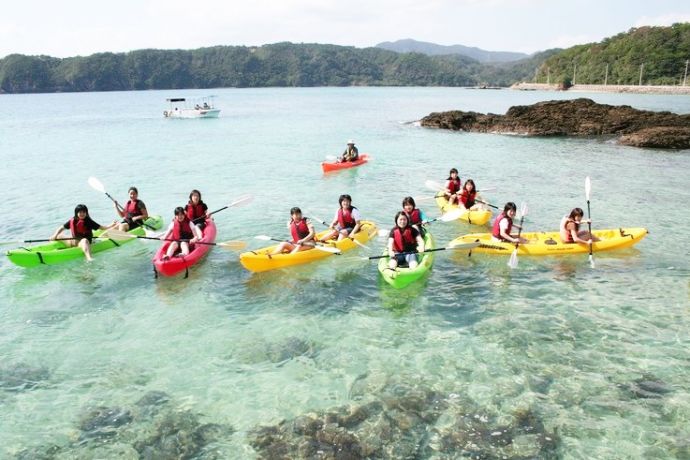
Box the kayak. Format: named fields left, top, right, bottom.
left=152, top=219, right=217, bottom=277
left=448, top=227, right=647, bottom=256
left=377, top=232, right=435, bottom=289
left=321, top=154, right=370, bottom=173
left=240, top=220, right=378, bottom=273
left=6, top=216, right=164, bottom=268
left=435, top=195, right=492, bottom=226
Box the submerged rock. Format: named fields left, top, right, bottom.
left=0, top=363, right=50, bottom=392
left=420, top=98, right=690, bottom=149
left=79, top=406, right=133, bottom=440
left=624, top=374, right=674, bottom=399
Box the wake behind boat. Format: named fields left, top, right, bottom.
left=163, top=96, right=220, bottom=119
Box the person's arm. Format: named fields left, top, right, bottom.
left=160, top=221, right=174, bottom=240
left=348, top=209, right=362, bottom=237
left=569, top=224, right=591, bottom=244
left=387, top=237, right=396, bottom=256
left=137, top=202, right=149, bottom=222
left=297, top=221, right=316, bottom=244
left=416, top=235, right=425, bottom=253
left=499, top=219, right=517, bottom=243
left=50, top=223, right=68, bottom=240
left=419, top=209, right=429, bottom=223
left=115, top=202, right=125, bottom=218
left=329, top=211, right=338, bottom=229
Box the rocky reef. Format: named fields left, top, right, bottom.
left=420, top=98, right=690, bottom=149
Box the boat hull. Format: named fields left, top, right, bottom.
left=377, top=233, right=434, bottom=289
left=435, top=195, right=492, bottom=226
left=152, top=219, right=217, bottom=277
left=239, top=221, right=378, bottom=273
left=6, top=216, right=163, bottom=268
left=449, top=227, right=648, bottom=256
left=321, top=154, right=370, bottom=173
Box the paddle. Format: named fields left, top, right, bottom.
left=309, top=215, right=369, bottom=249
left=192, top=194, right=253, bottom=225
left=103, top=229, right=247, bottom=250
left=0, top=235, right=118, bottom=246
left=254, top=235, right=341, bottom=254
left=87, top=176, right=156, bottom=232
left=585, top=176, right=595, bottom=268
left=376, top=207, right=465, bottom=237
left=507, top=202, right=528, bottom=269
left=362, top=242, right=480, bottom=260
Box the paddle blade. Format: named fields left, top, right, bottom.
left=413, top=195, right=435, bottom=202
left=377, top=229, right=389, bottom=238
left=254, top=235, right=273, bottom=241
left=325, top=155, right=338, bottom=161
left=87, top=176, right=106, bottom=193
left=229, top=194, right=253, bottom=208
left=508, top=249, right=518, bottom=269
left=101, top=229, right=136, bottom=242
left=585, top=176, right=592, bottom=201
left=519, top=202, right=528, bottom=219
left=351, top=239, right=370, bottom=250
left=589, top=254, right=595, bottom=269
left=218, top=240, right=247, bottom=251
left=313, top=244, right=341, bottom=254
left=424, top=179, right=444, bottom=192
left=440, top=208, right=464, bottom=222
left=478, top=186, right=496, bottom=193
left=448, top=242, right=481, bottom=251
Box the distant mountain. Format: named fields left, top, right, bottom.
left=376, top=39, right=529, bottom=63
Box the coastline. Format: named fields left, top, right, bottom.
left=510, top=82, right=690, bottom=95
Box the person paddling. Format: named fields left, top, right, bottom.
left=161, top=207, right=203, bottom=260
left=444, top=168, right=462, bottom=205
left=186, top=189, right=210, bottom=230
left=50, top=204, right=113, bottom=262
left=387, top=211, right=425, bottom=270
left=114, top=186, right=148, bottom=232
left=320, top=194, right=362, bottom=242
left=458, top=179, right=484, bottom=210
left=270, top=207, right=317, bottom=254
left=402, top=196, right=428, bottom=235
left=340, top=140, right=359, bottom=162
left=492, top=202, right=528, bottom=244
left=560, top=207, right=597, bottom=244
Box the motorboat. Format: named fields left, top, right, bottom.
left=163, top=96, right=220, bottom=118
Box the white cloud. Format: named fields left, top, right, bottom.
left=634, top=13, right=690, bottom=27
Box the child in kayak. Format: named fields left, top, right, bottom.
left=387, top=211, right=425, bottom=270
left=458, top=179, right=484, bottom=210
left=271, top=207, right=317, bottom=254
left=402, top=196, right=428, bottom=234
left=115, top=186, right=149, bottom=232
left=320, top=194, right=362, bottom=242
left=443, top=168, right=462, bottom=205
left=161, top=207, right=203, bottom=260
left=560, top=207, right=597, bottom=244
left=340, top=140, right=359, bottom=162
left=186, top=189, right=210, bottom=230
left=50, top=204, right=113, bottom=262
left=491, top=202, right=528, bottom=244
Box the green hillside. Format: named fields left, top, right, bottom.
left=534, top=23, right=690, bottom=86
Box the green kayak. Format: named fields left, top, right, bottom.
left=6, top=215, right=163, bottom=268
left=377, top=232, right=434, bottom=289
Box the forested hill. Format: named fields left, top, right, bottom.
left=535, top=23, right=690, bottom=86
left=375, top=39, right=528, bottom=63
left=0, top=42, right=542, bottom=94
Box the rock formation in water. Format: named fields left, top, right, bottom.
left=420, top=98, right=690, bottom=149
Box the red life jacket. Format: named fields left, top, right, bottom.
left=492, top=212, right=513, bottom=240
left=186, top=202, right=206, bottom=221
left=337, top=207, right=356, bottom=229
left=405, top=209, right=422, bottom=225
left=290, top=218, right=310, bottom=243
left=447, top=178, right=461, bottom=195
left=69, top=217, right=92, bottom=240
left=560, top=216, right=579, bottom=243
left=172, top=217, right=194, bottom=240
left=460, top=190, right=476, bottom=208
left=392, top=227, right=417, bottom=253
left=124, top=200, right=142, bottom=218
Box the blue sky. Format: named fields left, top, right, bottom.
left=1, top=0, right=689, bottom=58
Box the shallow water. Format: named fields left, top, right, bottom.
left=1, top=87, right=689, bottom=458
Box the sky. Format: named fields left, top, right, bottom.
left=1, top=0, right=689, bottom=58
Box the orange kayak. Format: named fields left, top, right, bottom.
left=321, top=154, right=370, bottom=173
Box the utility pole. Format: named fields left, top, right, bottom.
left=684, top=60, right=689, bottom=86
left=573, top=63, right=577, bottom=85
left=639, top=63, right=644, bottom=86
left=604, top=63, right=609, bottom=86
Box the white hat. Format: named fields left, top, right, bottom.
left=347, top=139, right=355, bottom=145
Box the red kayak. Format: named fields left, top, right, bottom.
left=321, top=154, right=370, bottom=173
left=152, top=219, right=217, bottom=277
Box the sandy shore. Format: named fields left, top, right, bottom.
left=511, top=82, right=690, bottom=95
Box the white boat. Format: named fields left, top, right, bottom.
left=163, top=96, right=220, bottom=119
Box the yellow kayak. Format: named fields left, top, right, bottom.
left=435, top=195, right=492, bottom=226
left=240, top=221, right=378, bottom=272
left=449, top=227, right=647, bottom=256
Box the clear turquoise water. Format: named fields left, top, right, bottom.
left=1, top=87, right=689, bottom=458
